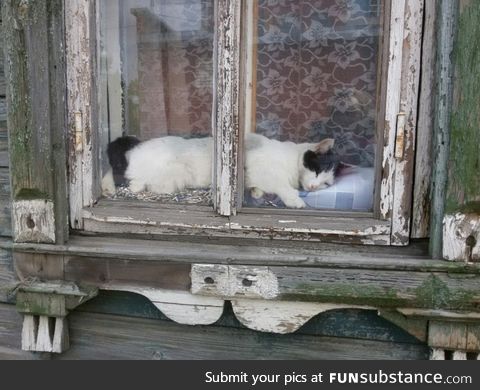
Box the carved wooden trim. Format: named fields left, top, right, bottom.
left=231, top=299, right=371, bottom=334
left=15, top=281, right=98, bottom=353
left=443, top=213, right=480, bottom=262
left=12, top=200, right=55, bottom=244
left=102, top=285, right=224, bottom=326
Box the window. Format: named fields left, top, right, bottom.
left=66, top=0, right=423, bottom=246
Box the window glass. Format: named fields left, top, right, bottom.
left=243, top=0, right=383, bottom=211
left=99, top=0, right=214, bottom=205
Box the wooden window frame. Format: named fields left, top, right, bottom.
left=65, top=0, right=424, bottom=247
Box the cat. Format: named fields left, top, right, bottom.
left=102, top=133, right=338, bottom=208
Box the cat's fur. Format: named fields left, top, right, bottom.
left=103, top=133, right=338, bottom=208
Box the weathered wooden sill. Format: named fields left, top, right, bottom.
left=3, top=234, right=480, bottom=313
left=82, top=199, right=392, bottom=245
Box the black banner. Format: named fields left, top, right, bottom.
left=1, top=360, right=478, bottom=389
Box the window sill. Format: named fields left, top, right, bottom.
left=82, top=199, right=392, bottom=245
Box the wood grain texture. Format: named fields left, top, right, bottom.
left=429, top=0, right=459, bottom=258
left=443, top=213, right=480, bottom=261
left=446, top=0, right=480, bottom=213
left=65, top=0, right=100, bottom=230
left=391, top=0, right=424, bottom=245
left=83, top=199, right=391, bottom=245
left=59, top=310, right=427, bottom=360
left=0, top=300, right=429, bottom=360
left=192, top=264, right=480, bottom=311
left=2, top=0, right=68, bottom=244
left=380, top=0, right=406, bottom=220
left=213, top=0, right=242, bottom=216
left=0, top=304, right=50, bottom=360
left=12, top=234, right=470, bottom=273
left=0, top=168, right=11, bottom=237
left=0, top=247, right=15, bottom=303
left=412, top=0, right=436, bottom=239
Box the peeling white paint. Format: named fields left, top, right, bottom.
left=13, top=200, right=55, bottom=244
left=443, top=213, right=480, bottom=261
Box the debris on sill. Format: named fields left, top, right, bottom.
left=107, top=186, right=213, bottom=205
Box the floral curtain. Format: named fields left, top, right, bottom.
left=255, top=0, right=382, bottom=167
left=133, top=0, right=214, bottom=139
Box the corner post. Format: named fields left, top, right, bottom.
left=2, top=0, right=68, bottom=244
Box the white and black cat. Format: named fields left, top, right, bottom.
left=102, top=133, right=339, bottom=208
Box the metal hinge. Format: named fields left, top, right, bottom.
left=395, top=112, right=406, bottom=159
left=74, top=111, right=83, bottom=153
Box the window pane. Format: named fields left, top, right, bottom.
left=243, top=0, right=383, bottom=211
left=99, top=0, right=214, bottom=205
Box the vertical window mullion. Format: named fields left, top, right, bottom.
left=213, top=0, right=242, bottom=216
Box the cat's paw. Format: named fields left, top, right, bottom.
left=101, top=169, right=116, bottom=197
left=251, top=187, right=265, bottom=199
left=283, top=197, right=306, bottom=209
left=129, top=180, right=146, bottom=193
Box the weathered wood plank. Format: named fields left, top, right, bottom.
left=13, top=234, right=476, bottom=273
left=391, top=0, right=424, bottom=245
left=63, top=255, right=190, bottom=291
left=2, top=0, right=68, bottom=244
left=56, top=310, right=427, bottom=360
left=213, top=0, right=241, bottom=216
left=446, top=0, right=480, bottom=214
left=0, top=168, right=11, bottom=237
left=192, top=264, right=480, bottom=311
left=0, top=303, right=50, bottom=360
left=380, top=0, right=406, bottom=220
left=0, top=247, right=15, bottom=303
left=83, top=200, right=391, bottom=244
left=13, top=252, right=64, bottom=281
left=0, top=302, right=427, bottom=360
left=412, top=0, right=436, bottom=239
left=429, top=0, right=459, bottom=257
left=65, top=0, right=100, bottom=230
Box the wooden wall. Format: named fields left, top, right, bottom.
left=0, top=292, right=429, bottom=360
left=446, top=0, right=480, bottom=214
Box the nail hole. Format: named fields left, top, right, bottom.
left=204, top=277, right=215, bottom=285
left=26, top=215, right=35, bottom=229
left=242, top=279, right=253, bottom=287
left=466, top=235, right=477, bottom=248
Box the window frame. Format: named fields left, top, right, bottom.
left=65, top=0, right=424, bottom=247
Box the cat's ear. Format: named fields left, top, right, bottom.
left=315, top=138, right=335, bottom=154
left=303, top=150, right=318, bottom=171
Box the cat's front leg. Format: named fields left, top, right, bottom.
left=251, top=187, right=265, bottom=199
left=128, top=179, right=146, bottom=193
left=277, top=187, right=306, bottom=209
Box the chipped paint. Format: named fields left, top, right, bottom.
left=443, top=213, right=480, bottom=262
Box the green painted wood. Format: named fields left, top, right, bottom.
left=446, top=0, right=480, bottom=214
left=0, top=168, right=11, bottom=237
left=429, top=0, right=459, bottom=258
left=2, top=0, right=68, bottom=243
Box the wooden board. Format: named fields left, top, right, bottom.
left=12, top=234, right=471, bottom=272
left=0, top=247, right=15, bottom=303
left=57, top=310, right=428, bottom=360
left=83, top=199, right=392, bottom=245
left=0, top=168, right=11, bottom=237
left=3, top=0, right=68, bottom=244
left=411, top=0, right=436, bottom=238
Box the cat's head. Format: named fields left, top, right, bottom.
left=300, top=138, right=338, bottom=192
